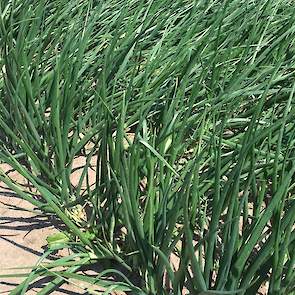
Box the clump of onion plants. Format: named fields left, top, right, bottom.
left=0, top=0, right=295, bottom=294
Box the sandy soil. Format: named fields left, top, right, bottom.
left=0, top=160, right=98, bottom=294
left=0, top=190, right=91, bottom=294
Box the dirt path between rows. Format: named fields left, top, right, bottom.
left=0, top=191, right=87, bottom=294
left=0, top=161, right=98, bottom=294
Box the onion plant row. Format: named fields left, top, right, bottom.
left=0, top=0, right=294, bottom=294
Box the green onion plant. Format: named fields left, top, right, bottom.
left=0, top=0, right=295, bottom=294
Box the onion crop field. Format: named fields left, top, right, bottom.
left=0, top=0, right=295, bottom=294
